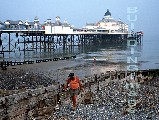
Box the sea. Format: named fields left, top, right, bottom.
left=0, top=33, right=159, bottom=70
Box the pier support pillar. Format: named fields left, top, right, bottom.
left=83, top=35, right=86, bottom=46
left=72, top=35, right=74, bottom=46
left=81, top=35, right=84, bottom=46
left=9, top=33, right=11, bottom=54
left=70, top=35, right=73, bottom=50
left=52, top=35, right=55, bottom=50
left=44, top=35, right=46, bottom=52
left=32, top=35, right=34, bottom=50
left=0, top=33, right=2, bottom=46
left=47, top=35, right=50, bottom=51
left=63, top=35, right=67, bottom=51
left=23, top=36, right=26, bottom=61
left=40, top=35, right=42, bottom=53
left=16, top=33, right=18, bottom=37
left=36, top=33, right=38, bottom=52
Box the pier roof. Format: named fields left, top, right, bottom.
left=99, top=18, right=116, bottom=23
left=5, top=20, right=23, bottom=25
left=53, top=20, right=71, bottom=27
left=117, top=20, right=125, bottom=24
left=34, top=16, right=39, bottom=21
left=0, top=21, right=3, bottom=25
left=62, top=22, right=70, bottom=27
left=54, top=21, right=62, bottom=26
left=104, top=9, right=111, bottom=16
left=28, top=22, right=34, bottom=26
left=24, top=21, right=34, bottom=26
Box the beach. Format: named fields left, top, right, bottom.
left=0, top=57, right=127, bottom=97
left=2, top=58, right=125, bottom=84
left=1, top=54, right=159, bottom=119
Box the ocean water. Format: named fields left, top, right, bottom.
left=139, top=35, right=159, bottom=69
left=0, top=33, right=159, bottom=70
left=77, top=34, right=159, bottom=70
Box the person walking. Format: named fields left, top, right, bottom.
left=64, top=73, right=84, bottom=110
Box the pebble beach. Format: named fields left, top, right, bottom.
left=0, top=58, right=124, bottom=92
left=1, top=58, right=159, bottom=119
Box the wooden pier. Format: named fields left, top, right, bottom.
left=0, top=29, right=143, bottom=69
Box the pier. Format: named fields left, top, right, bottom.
left=0, top=10, right=143, bottom=69
left=0, top=29, right=143, bottom=70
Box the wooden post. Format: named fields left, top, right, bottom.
left=63, top=35, right=66, bottom=51
left=32, top=35, right=34, bottom=50
left=9, top=33, right=11, bottom=54
left=40, top=35, right=42, bottom=53
left=0, top=33, right=2, bottom=46
left=48, top=35, right=50, bottom=51
left=81, top=35, right=84, bottom=46
left=23, top=36, right=26, bottom=61
left=36, top=33, right=38, bottom=52
left=44, top=35, right=46, bottom=52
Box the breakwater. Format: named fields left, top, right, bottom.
left=0, top=55, right=76, bottom=70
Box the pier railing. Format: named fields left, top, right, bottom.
left=0, top=27, right=129, bottom=35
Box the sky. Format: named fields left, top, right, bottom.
left=0, top=0, right=159, bottom=37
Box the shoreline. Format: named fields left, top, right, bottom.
left=1, top=58, right=158, bottom=95
left=4, top=58, right=126, bottom=82
left=0, top=58, right=125, bottom=95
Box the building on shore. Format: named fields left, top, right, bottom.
left=83, top=9, right=128, bottom=33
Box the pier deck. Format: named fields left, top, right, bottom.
left=0, top=29, right=129, bottom=35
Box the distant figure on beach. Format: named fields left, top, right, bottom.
left=0, top=39, right=2, bottom=46
left=93, top=57, right=96, bottom=64
left=64, top=73, right=84, bottom=110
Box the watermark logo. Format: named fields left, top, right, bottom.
left=127, top=7, right=138, bottom=30
left=126, top=7, right=139, bottom=114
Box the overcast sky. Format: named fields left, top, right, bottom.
left=0, top=0, right=159, bottom=37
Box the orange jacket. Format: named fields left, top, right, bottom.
left=64, top=76, right=82, bottom=90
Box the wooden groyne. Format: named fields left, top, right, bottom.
left=0, top=55, right=76, bottom=70
left=0, top=69, right=158, bottom=119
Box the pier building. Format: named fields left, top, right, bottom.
left=45, top=16, right=73, bottom=34
left=4, top=20, right=24, bottom=29
left=3, top=17, right=43, bottom=30
left=83, top=9, right=128, bottom=33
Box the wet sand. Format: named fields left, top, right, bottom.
left=7, top=59, right=126, bottom=83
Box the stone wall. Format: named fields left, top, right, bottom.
left=0, top=85, right=60, bottom=120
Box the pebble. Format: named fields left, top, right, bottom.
left=0, top=69, right=55, bottom=91
left=53, top=77, right=159, bottom=120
